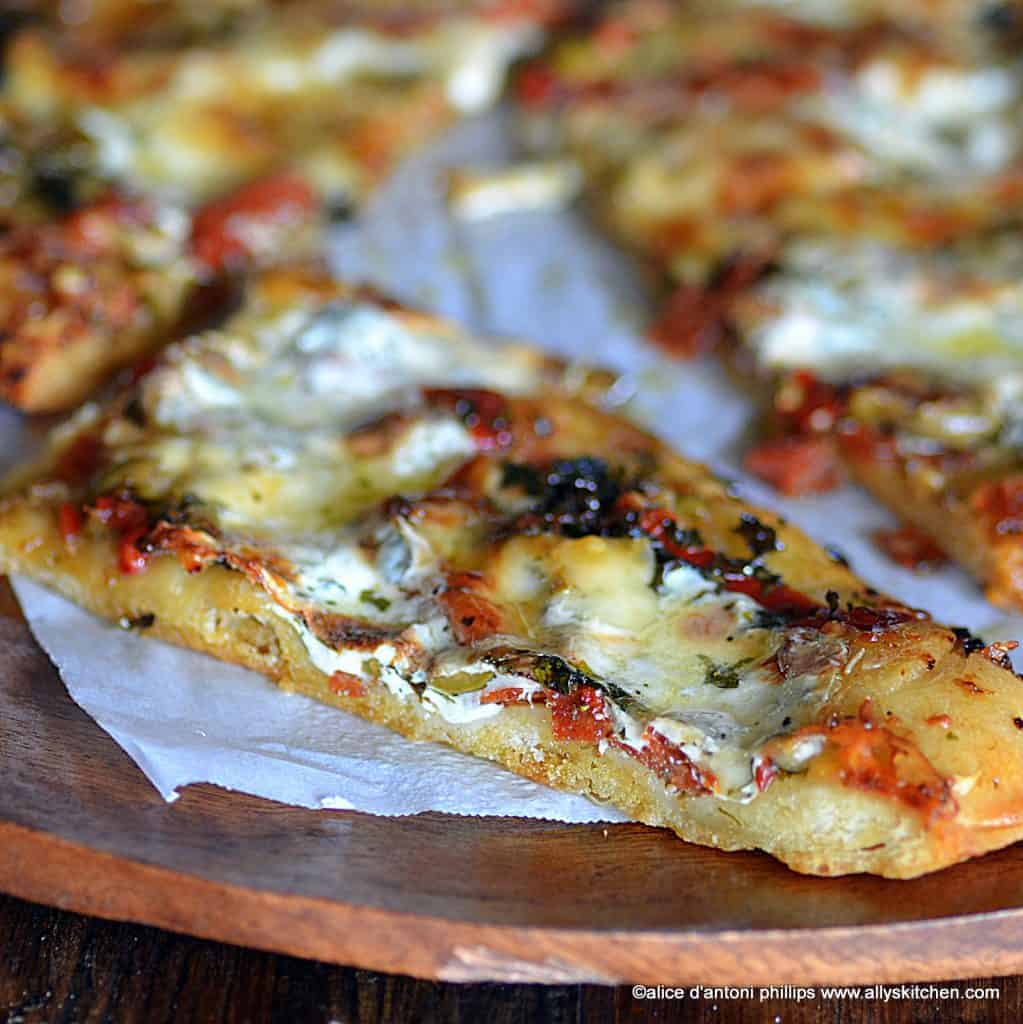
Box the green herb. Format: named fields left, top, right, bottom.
left=717, top=806, right=742, bottom=826
left=485, top=648, right=648, bottom=716
left=699, top=656, right=753, bottom=689
left=359, top=589, right=391, bottom=612
left=429, top=670, right=495, bottom=697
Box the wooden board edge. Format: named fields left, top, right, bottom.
left=4, top=819, right=1023, bottom=985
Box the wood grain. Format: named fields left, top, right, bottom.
left=0, top=893, right=1016, bottom=1023
left=5, top=578, right=1023, bottom=984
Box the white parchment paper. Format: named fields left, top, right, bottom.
left=6, top=109, right=1023, bottom=817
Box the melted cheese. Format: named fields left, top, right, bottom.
left=7, top=17, right=541, bottom=203
left=109, top=298, right=546, bottom=532
left=87, top=283, right=851, bottom=803
left=743, top=238, right=1023, bottom=384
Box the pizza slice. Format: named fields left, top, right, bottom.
left=515, top=1, right=1023, bottom=294
left=0, top=170, right=325, bottom=413
left=4, top=267, right=1023, bottom=879
left=3, top=1, right=567, bottom=210
left=726, top=233, right=1023, bottom=611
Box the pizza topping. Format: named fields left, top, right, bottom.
left=329, top=671, right=367, bottom=698
left=872, top=525, right=948, bottom=571
left=87, top=493, right=152, bottom=574
left=734, top=513, right=781, bottom=558
left=423, top=388, right=513, bottom=451
left=982, top=641, right=1019, bottom=671
left=744, top=436, right=844, bottom=496
left=615, top=727, right=715, bottom=796
left=775, top=629, right=848, bottom=681
left=973, top=476, right=1023, bottom=539
left=548, top=685, right=612, bottom=742
left=52, top=434, right=107, bottom=484
left=190, top=174, right=319, bottom=274
left=648, top=255, right=768, bottom=358
left=753, top=756, right=780, bottom=793
left=811, top=702, right=956, bottom=820
left=438, top=571, right=503, bottom=643
left=57, top=502, right=84, bottom=545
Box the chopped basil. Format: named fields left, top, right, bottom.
left=359, top=589, right=391, bottom=612
left=699, top=656, right=753, bottom=689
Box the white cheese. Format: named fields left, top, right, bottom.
left=746, top=239, right=1023, bottom=383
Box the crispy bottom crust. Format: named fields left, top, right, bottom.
left=6, top=500, right=1023, bottom=878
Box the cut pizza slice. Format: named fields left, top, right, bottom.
left=515, top=0, right=1023, bottom=304
left=728, top=233, right=1023, bottom=610
left=4, top=267, right=1023, bottom=879
left=0, top=171, right=323, bottom=413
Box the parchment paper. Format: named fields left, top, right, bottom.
left=7, top=109, right=1023, bottom=818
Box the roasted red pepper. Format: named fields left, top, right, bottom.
left=423, top=387, right=513, bottom=451
left=438, top=571, right=503, bottom=643
left=89, top=494, right=151, bottom=575
left=191, top=173, right=318, bottom=273
left=329, top=671, right=367, bottom=698
left=58, top=502, right=84, bottom=545
left=744, top=436, right=843, bottom=496
left=548, top=685, right=613, bottom=742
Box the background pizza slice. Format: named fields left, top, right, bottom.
left=0, top=0, right=576, bottom=412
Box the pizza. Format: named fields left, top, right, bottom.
left=0, top=1, right=571, bottom=412
left=4, top=266, right=1023, bottom=878
left=516, top=1, right=1023, bottom=290
left=0, top=173, right=324, bottom=413
left=728, top=233, right=1023, bottom=609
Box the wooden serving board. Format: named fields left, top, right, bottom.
left=4, top=578, right=1023, bottom=986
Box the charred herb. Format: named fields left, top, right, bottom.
left=735, top=513, right=779, bottom=558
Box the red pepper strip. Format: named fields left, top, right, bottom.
left=422, top=387, right=513, bottom=451
left=776, top=370, right=845, bottom=436
left=636, top=505, right=919, bottom=627
left=715, top=571, right=820, bottom=617
left=754, top=757, right=780, bottom=793
left=514, top=62, right=564, bottom=109
left=58, top=503, right=84, bottom=545
left=89, top=495, right=151, bottom=575
left=744, top=435, right=844, bottom=496
left=190, top=173, right=318, bottom=274
left=637, top=507, right=818, bottom=615
left=612, top=728, right=715, bottom=796
left=547, top=686, right=613, bottom=742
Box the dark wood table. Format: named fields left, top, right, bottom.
left=0, top=893, right=1016, bottom=1023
